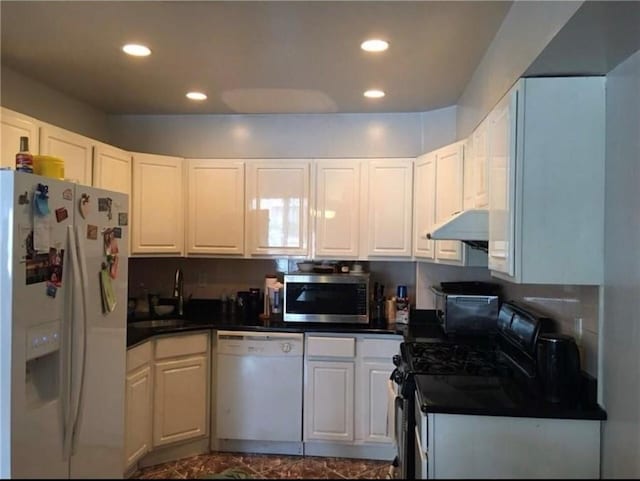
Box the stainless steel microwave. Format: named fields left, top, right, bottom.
left=283, top=273, right=370, bottom=323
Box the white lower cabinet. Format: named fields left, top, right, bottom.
left=415, top=406, right=601, bottom=479
left=304, top=333, right=401, bottom=458
left=124, top=341, right=153, bottom=471
left=305, top=360, right=355, bottom=442
left=153, top=333, right=209, bottom=448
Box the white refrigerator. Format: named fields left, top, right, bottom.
left=0, top=170, right=129, bottom=478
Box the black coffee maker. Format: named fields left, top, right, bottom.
left=536, top=333, right=581, bottom=404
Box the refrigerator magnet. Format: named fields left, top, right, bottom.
left=118, top=212, right=128, bottom=226
left=79, top=194, right=90, bottom=219
left=46, top=283, right=57, bottom=298
left=55, top=207, right=68, bottom=223
left=18, top=192, right=29, bottom=205
left=62, top=188, right=73, bottom=201
left=87, top=224, right=98, bottom=240
left=113, top=227, right=122, bottom=239
left=34, top=184, right=50, bottom=216
left=98, top=197, right=113, bottom=220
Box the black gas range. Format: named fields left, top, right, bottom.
left=390, top=300, right=605, bottom=479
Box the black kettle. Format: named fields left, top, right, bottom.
left=536, top=333, right=581, bottom=404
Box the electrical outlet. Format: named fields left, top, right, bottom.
left=197, top=272, right=207, bottom=287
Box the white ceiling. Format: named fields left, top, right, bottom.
left=0, top=1, right=512, bottom=115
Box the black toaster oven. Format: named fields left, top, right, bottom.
left=431, top=282, right=502, bottom=335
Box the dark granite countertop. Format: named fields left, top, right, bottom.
left=414, top=369, right=607, bottom=421
left=126, top=306, right=440, bottom=349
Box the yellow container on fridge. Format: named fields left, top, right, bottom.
left=33, top=155, right=65, bottom=180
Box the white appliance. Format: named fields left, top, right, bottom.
left=0, top=171, right=129, bottom=478
left=215, top=331, right=303, bottom=451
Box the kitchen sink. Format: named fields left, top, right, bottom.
left=128, top=319, right=187, bottom=329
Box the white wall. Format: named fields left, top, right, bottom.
left=0, top=65, right=111, bottom=143
left=601, top=48, right=640, bottom=478
left=456, top=0, right=583, bottom=137
left=108, top=106, right=456, bottom=159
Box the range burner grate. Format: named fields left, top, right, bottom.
left=407, top=342, right=500, bottom=376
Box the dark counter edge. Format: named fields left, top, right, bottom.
left=127, top=308, right=438, bottom=349
left=415, top=391, right=607, bottom=421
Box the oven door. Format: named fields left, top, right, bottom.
left=393, top=394, right=415, bottom=479
left=415, top=425, right=427, bottom=479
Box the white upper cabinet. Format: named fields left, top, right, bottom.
left=364, top=158, right=413, bottom=258
left=413, top=152, right=436, bottom=260
left=1, top=107, right=39, bottom=168
left=314, top=159, right=361, bottom=258
left=487, top=77, right=605, bottom=284
left=40, top=123, right=93, bottom=185
left=246, top=159, right=311, bottom=257
left=93, top=142, right=131, bottom=195
left=472, top=119, right=489, bottom=209
left=186, top=159, right=245, bottom=256
left=487, top=85, right=518, bottom=277
left=131, top=152, right=184, bottom=256
left=434, top=142, right=464, bottom=263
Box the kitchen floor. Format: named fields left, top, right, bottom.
left=131, top=452, right=393, bottom=479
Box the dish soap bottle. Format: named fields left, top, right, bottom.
left=15, top=136, right=34, bottom=173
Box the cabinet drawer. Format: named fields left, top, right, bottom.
left=307, top=336, right=355, bottom=358
left=360, top=338, right=401, bottom=359
left=155, top=332, right=209, bottom=359
left=127, top=340, right=152, bottom=372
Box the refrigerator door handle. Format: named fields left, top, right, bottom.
left=70, top=225, right=90, bottom=452
left=62, top=225, right=81, bottom=461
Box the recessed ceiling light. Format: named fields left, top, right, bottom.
left=364, top=89, right=385, bottom=99
left=122, top=44, right=151, bottom=57
left=186, top=92, right=207, bottom=101
left=361, top=39, right=389, bottom=52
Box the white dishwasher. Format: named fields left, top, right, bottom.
left=216, top=330, right=304, bottom=442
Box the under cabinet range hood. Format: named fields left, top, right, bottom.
left=426, top=209, right=489, bottom=247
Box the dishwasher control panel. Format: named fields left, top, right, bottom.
left=217, top=331, right=303, bottom=356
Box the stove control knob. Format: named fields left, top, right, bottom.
left=392, top=354, right=402, bottom=367
left=282, top=342, right=292, bottom=353
left=391, top=368, right=404, bottom=385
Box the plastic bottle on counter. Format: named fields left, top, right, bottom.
left=15, top=136, right=34, bottom=173
left=395, top=285, right=410, bottom=324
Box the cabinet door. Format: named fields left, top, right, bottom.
left=472, top=119, right=490, bottom=209
left=463, top=137, right=475, bottom=210
left=365, top=159, right=413, bottom=257
left=40, top=124, right=93, bottom=185
left=93, top=143, right=131, bottom=195
left=246, top=160, right=310, bottom=256
left=315, top=159, right=361, bottom=258
left=487, top=85, right=518, bottom=276
left=304, top=360, right=354, bottom=442
left=153, top=355, right=208, bottom=447
left=131, top=152, right=184, bottom=255
left=1, top=107, right=39, bottom=168
left=413, top=152, right=436, bottom=260
left=434, top=142, right=463, bottom=262
left=186, top=159, right=244, bottom=255
left=359, top=361, right=394, bottom=444
left=124, top=364, right=152, bottom=468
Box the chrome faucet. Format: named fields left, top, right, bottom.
left=173, top=267, right=184, bottom=317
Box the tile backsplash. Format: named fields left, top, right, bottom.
left=128, top=257, right=416, bottom=303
